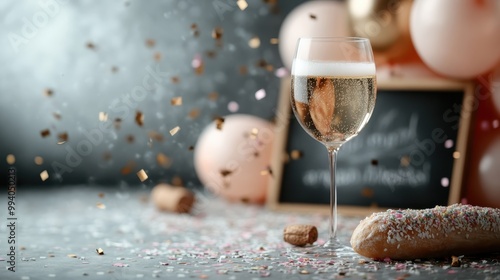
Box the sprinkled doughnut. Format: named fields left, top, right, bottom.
left=350, top=204, right=500, bottom=260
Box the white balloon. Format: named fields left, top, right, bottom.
left=410, top=0, right=500, bottom=79
left=279, top=0, right=350, bottom=70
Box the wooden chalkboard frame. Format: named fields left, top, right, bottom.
left=267, top=77, right=474, bottom=216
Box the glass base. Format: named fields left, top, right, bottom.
left=288, top=239, right=363, bottom=260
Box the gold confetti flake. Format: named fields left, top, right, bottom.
left=148, top=130, right=164, bottom=142
left=53, top=112, right=62, bottom=120
left=154, top=51, right=162, bottom=61
left=171, top=176, right=183, bottom=186
left=135, top=111, right=144, bottom=126
left=156, top=153, right=172, bottom=168
left=171, top=97, right=182, bottom=106
left=248, top=36, right=261, bottom=48
left=44, top=88, right=53, bottom=97
left=214, top=117, right=225, bottom=130
left=6, top=154, right=15, bottom=165
left=40, top=129, right=50, bottom=138
left=137, top=169, right=148, bottom=182
left=453, top=151, right=461, bottom=159
left=237, top=0, right=248, bottom=10
left=270, top=38, right=279, bottom=44
left=102, top=152, right=112, bottom=161
left=208, top=92, right=219, bottom=101
left=40, top=170, right=49, bottom=181
left=188, top=109, right=200, bottom=119
left=86, top=42, right=96, bottom=49
left=67, top=254, right=78, bottom=258
left=220, top=169, right=233, bottom=177
left=169, top=126, right=180, bottom=136
left=34, top=156, right=44, bottom=165
left=260, top=167, right=273, bottom=176
left=57, top=132, right=68, bottom=144
left=99, top=112, right=108, bottom=122
left=212, top=27, right=223, bottom=40
left=96, top=202, right=106, bottom=209
left=96, top=248, right=104, bottom=255
left=145, top=39, right=156, bottom=48
left=290, top=150, right=303, bottom=160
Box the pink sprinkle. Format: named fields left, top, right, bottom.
left=255, top=89, right=266, bottom=100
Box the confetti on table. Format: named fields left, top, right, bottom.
left=98, top=193, right=105, bottom=198
left=67, top=254, right=77, bottom=258
left=270, top=38, right=279, bottom=44
left=40, top=129, right=50, bottom=138
left=96, top=248, right=104, bottom=255
left=190, top=23, right=199, bottom=37
left=34, top=156, right=44, bottom=165
left=171, top=97, right=182, bottom=106
left=113, top=263, right=129, bottom=267
left=192, top=54, right=204, bottom=75
left=169, top=126, right=180, bottom=136
left=189, top=109, right=200, bottom=119
left=249, top=36, right=260, bottom=48
left=99, top=112, right=108, bottom=122
left=156, top=153, right=172, bottom=168
left=145, top=39, right=155, bottom=48
left=86, top=42, right=96, bottom=49
left=40, top=170, right=49, bottom=181
left=148, top=131, right=164, bottom=142
left=135, top=111, right=144, bottom=126
left=255, top=89, right=266, bottom=100
left=309, top=14, right=317, bottom=19
left=137, top=169, right=148, bottom=182
left=52, top=112, right=62, bottom=120
left=154, top=52, right=162, bottom=61
left=237, top=0, right=248, bottom=10
left=6, top=154, right=15, bottom=165
left=212, top=27, right=223, bottom=40
left=171, top=76, right=180, bottom=84
left=239, top=66, right=248, bottom=75
left=126, top=135, right=135, bottom=143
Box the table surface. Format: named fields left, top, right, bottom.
left=1, top=186, right=499, bottom=280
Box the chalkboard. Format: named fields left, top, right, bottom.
left=267, top=78, right=474, bottom=216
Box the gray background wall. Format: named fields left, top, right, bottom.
left=0, top=0, right=308, bottom=187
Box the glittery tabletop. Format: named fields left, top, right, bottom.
left=1, top=186, right=499, bottom=280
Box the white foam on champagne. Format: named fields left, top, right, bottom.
left=292, top=59, right=376, bottom=77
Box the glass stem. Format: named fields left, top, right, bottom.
left=326, top=146, right=340, bottom=247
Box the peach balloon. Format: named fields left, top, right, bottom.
left=194, top=114, right=274, bottom=204
left=279, top=0, right=350, bottom=70
left=410, top=0, right=500, bottom=79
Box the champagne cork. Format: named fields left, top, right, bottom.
left=283, top=224, right=318, bottom=246
left=151, top=183, right=195, bottom=213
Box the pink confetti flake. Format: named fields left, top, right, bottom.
left=227, top=101, right=239, bottom=112
left=255, top=89, right=266, bottom=100
left=275, top=67, right=289, bottom=78
left=192, top=54, right=203, bottom=68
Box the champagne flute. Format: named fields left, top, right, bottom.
left=290, top=37, right=376, bottom=257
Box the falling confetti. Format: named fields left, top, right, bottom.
left=67, top=254, right=78, bottom=258
left=40, top=170, right=49, bottom=181
left=371, top=159, right=378, bottom=166
left=145, top=39, right=156, bottom=48
left=400, top=155, right=410, bottom=167
left=6, top=154, right=15, bottom=165
left=190, top=23, right=199, bottom=37
left=111, top=66, right=119, bottom=73
left=169, top=126, right=180, bottom=136
left=86, top=42, right=96, bottom=49
left=189, top=109, right=200, bottom=119
left=215, top=117, right=225, bottom=130
left=248, top=36, right=261, bottom=48
left=220, top=169, right=233, bottom=177
left=228, top=101, right=239, bottom=112
left=40, top=129, right=50, bottom=138
left=192, top=54, right=204, bottom=75
left=148, top=131, right=164, bottom=142
left=96, top=248, right=104, bottom=255
left=114, top=118, right=122, bottom=129
left=156, top=153, right=172, bottom=168
left=212, top=27, right=223, bottom=40
left=52, top=112, right=62, bottom=120
left=361, top=187, right=374, bottom=198
left=171, top=97, right=182, bottom=106
left=275, top=67, right=289, bottom=78
left=260, top=167, right=273, bottom=176
left=99, top=112, right=108, bottom=122
left=98, top=193, right=105, bottom=198
left=237, top=0, right=248, bottom=10
left=154, top=52, right=162, bottom=61
left=126, top=135, right=134, bottom=143
left=270, top=38, right=279, bottom=44
left=171, top=76, right=180, bottom=84
left=135, top=111, right=144, bottom=126
left=255, top=89, right=266, bottom=100
left=309, top=14, right=317, bottom=19
left=120, top=161, right=136, bottom=175
left=44, top=88, right=53, bottom=97
left=239, top=66, right=248, bottom=75
left=208, top=92, right=219, bottom=101
left=57, top=132, right=68, bottom=144
left=444, top=139, right=454, bottom=149
left=34, top=156, right=44, bottom=165
left=453, top=151, right=461, bottom=159
left=136, top=169, right=148, bottom=182
left=171, top=176, right=183, bottom=186
left=96, top=203, right=106, bottom=209
left=441, top=177, right=450, bottom=187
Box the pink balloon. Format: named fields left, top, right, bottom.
left=410, top=0, right=500, bottom=79
left=279, top=0, right=350, bottom=70
left=478, top=134, right=500, bottom=208
left=194, top=114, right=274, bottom=204
left=491, top=64, right=500, bottom=114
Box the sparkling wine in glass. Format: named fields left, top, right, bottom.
left=290, top=37, right=376, bottom=257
